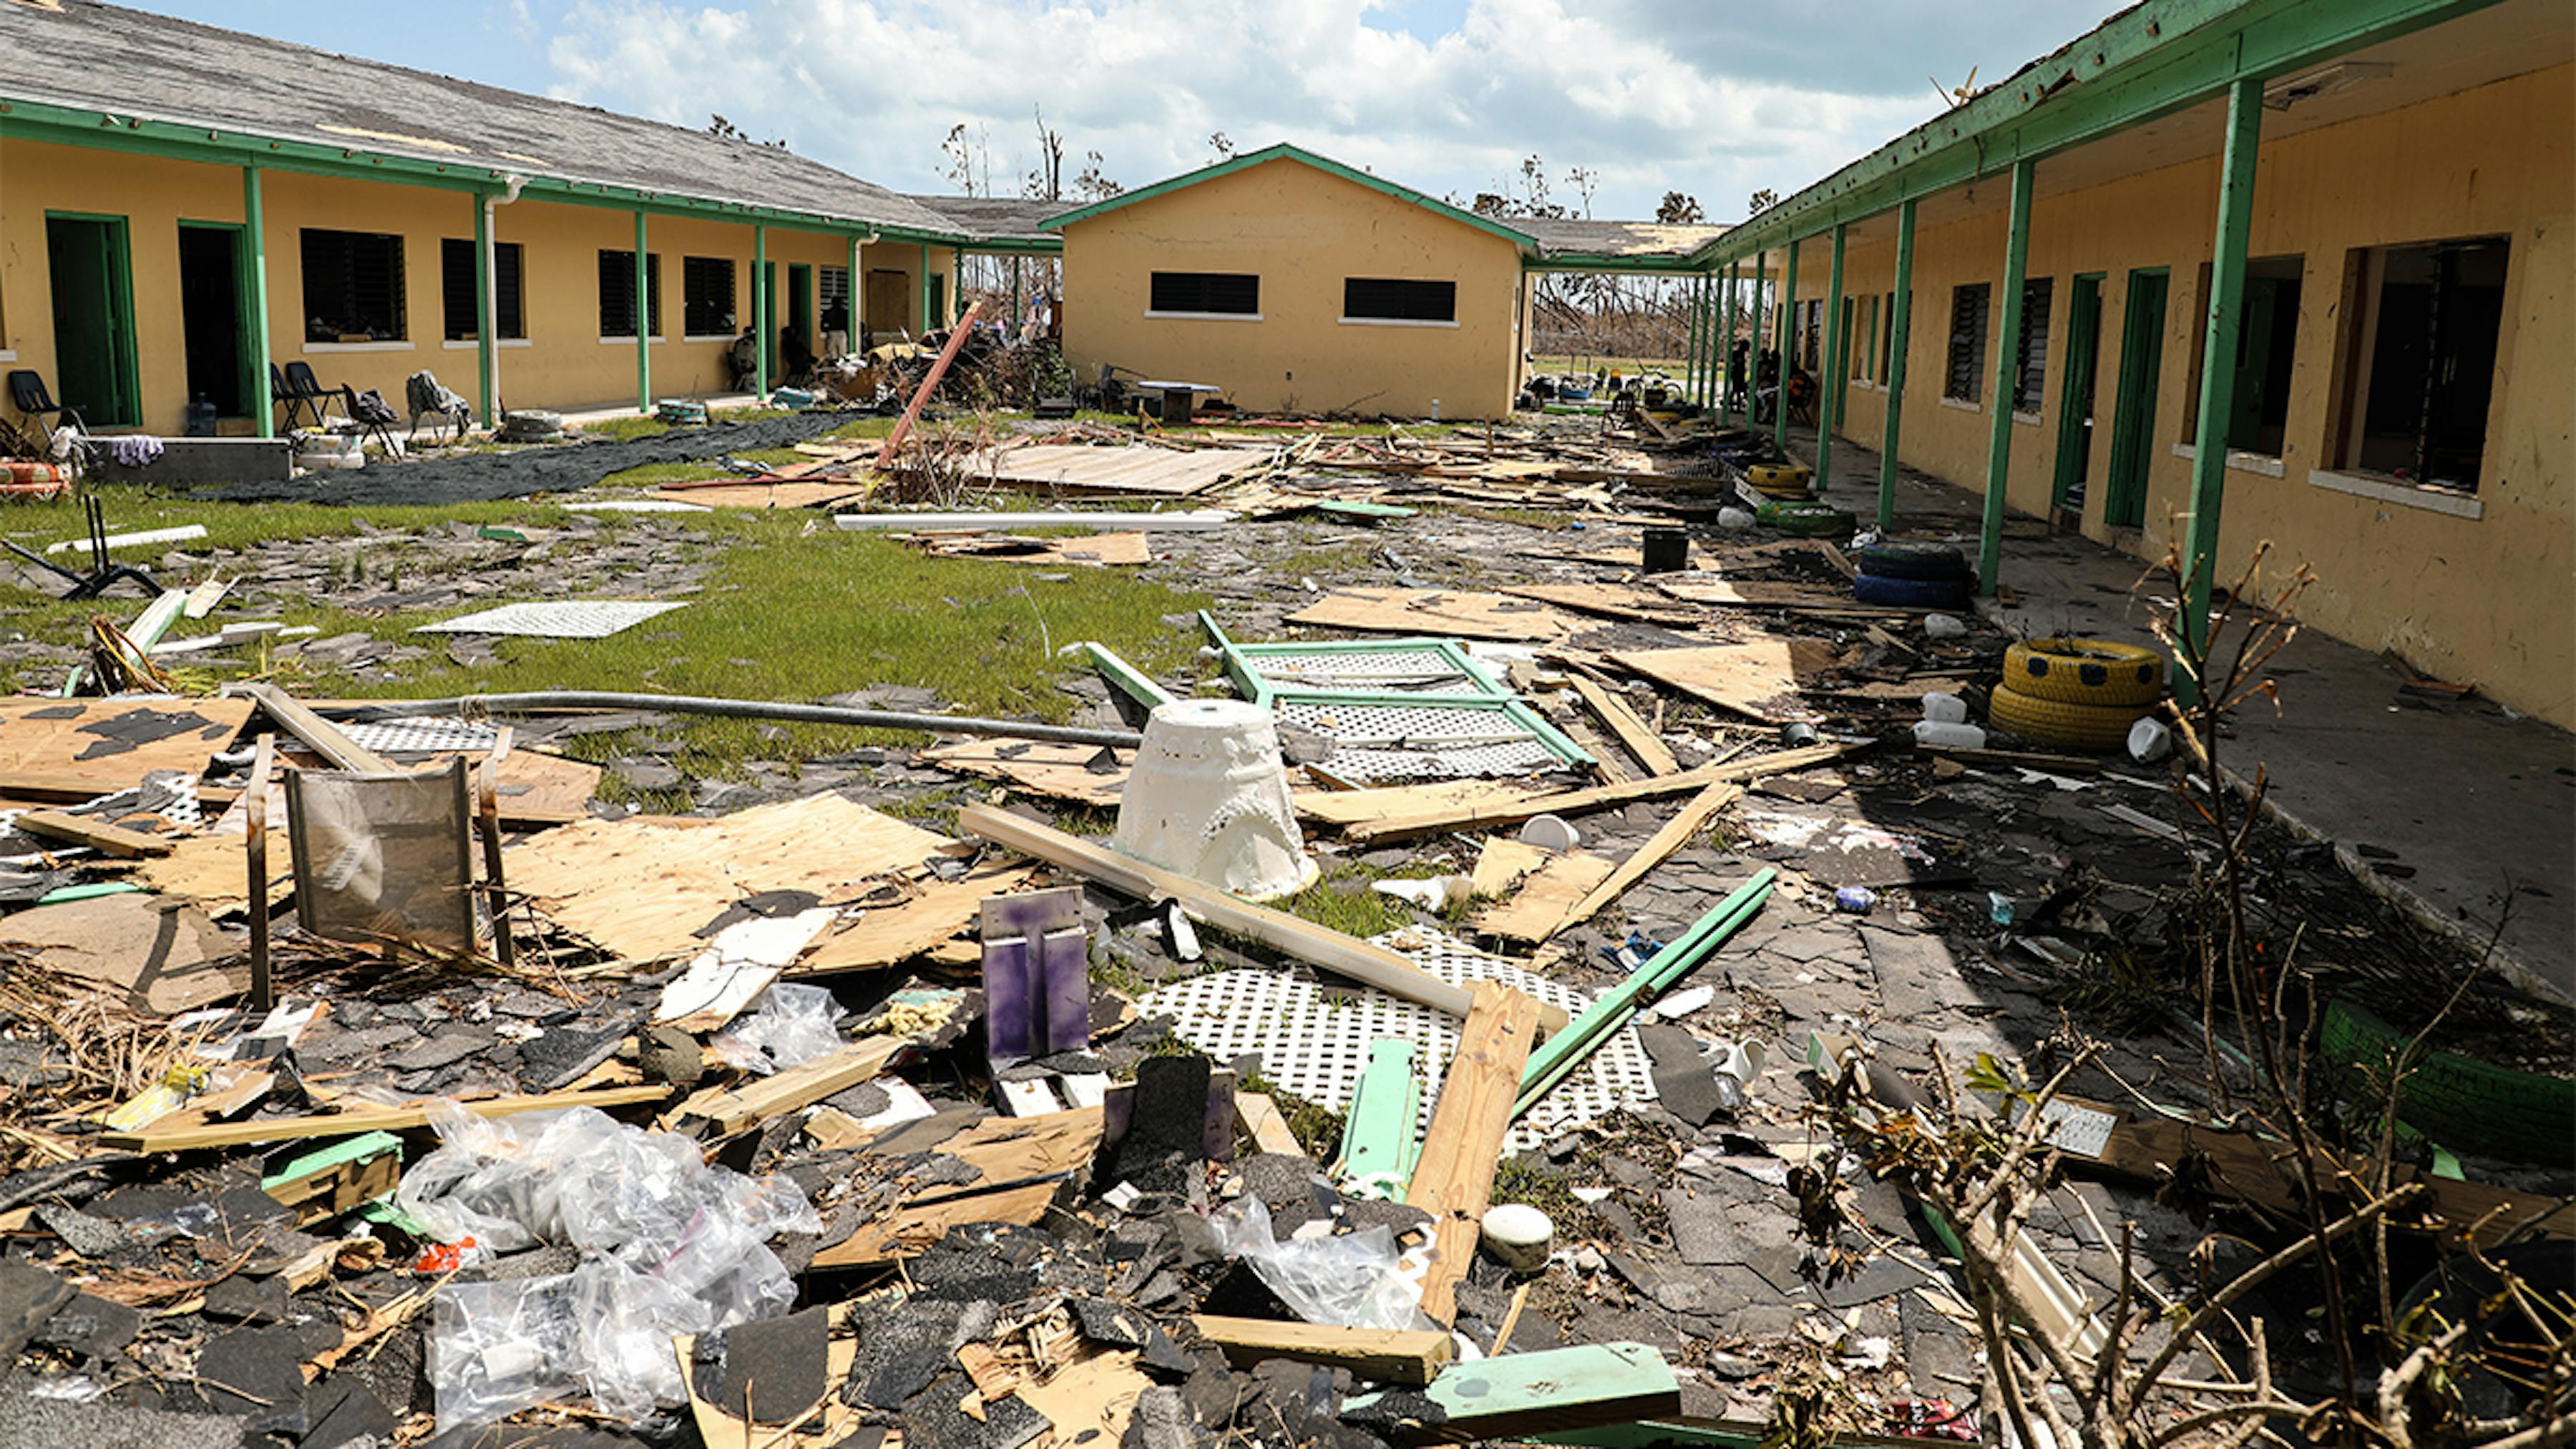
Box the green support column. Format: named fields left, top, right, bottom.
left=847, top=234, right=862, bottom=349
left=1774, top=240, right=1798, bottom=453
left=2177, top=75, right=2265, bottom=700
left=242, top=165, right=273, bottom=440
left=1878, top=198, right=1918, bottom=532
left=1747, top=253, right=1765, bottom=429
left=1684, top=276, right=1704, bottom=404
left=1818, top=223, right=1848, bottom=493
left=473, top=191, right=496, bottom=428
left=1977, top=159, right=2037, bottom=595
left=1722, top=260, right=1740, bottom=420
left=953, top=247, right=965, bottom=321
left=753, top=224, right=769, bottom=401
left=1010, top=256, right=1022, bottom=337
left=1701, top=273, right=1719, bottom=406
left=918, top=243, right=932, bottom=333
left=633, top=211, right=651, bottom=413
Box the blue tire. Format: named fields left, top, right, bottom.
left=1853, top=571, right=1974, bottom=610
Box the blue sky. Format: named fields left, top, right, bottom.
left=142, top=0, right=2091, bottom=220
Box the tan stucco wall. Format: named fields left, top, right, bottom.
left=1059, top=157, right=1525, bottom=419
left=1791, top=62, right=2573, bottom=726
left=0, top=136, right=944, bottom=429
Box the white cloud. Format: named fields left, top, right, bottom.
left=537, top=0, right=1957, bottom=220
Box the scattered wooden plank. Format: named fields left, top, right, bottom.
left=922, top=739, right=1127, bottom=807
left=0, top=698, right=255, bottom=796
left=1498, top=582, right=1703, bottom=629
left=1474, top=850, right=1616, bottom=944
left=1406, top=983, right=1541, bottom=1324
left=1342, top=1342, right=1682, bottom=1444
left=790, top=864, right=1033, bottom=976
left=1342, top=742, right=1855, bottom=844
left=1468, top=838, right=1551, bottom=899
left=14, top=809, right=175, bottom=858
left=1234, top=1091, right=1306, bottom=1158
left=1546, top=785, right=1740, bottom=940
left=1296, top=779, right=1534, bottom=831
left=811, top=1180, right=1061, bottom=1267
left=1569, top=678, right=1679, bottom=776
left=1191, top=1317, right=1455, bottom=1386
left=960, top=441, right=1269, bottom=497
left=669, top=1035, right=908, bottom=1139
left=1286, top=587, right=1575, bottom=643
left=101, top=1084, right=670, bottom=1153
left=260, top=1132, right=402, bottom=1226
left=1916, top=743, right=2107, bottom=774
left=1608, top=641, right=1837, bottom=724
left=226, top=683, right=396, bottom=772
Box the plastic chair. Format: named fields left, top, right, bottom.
left=6, top=369, right=84, bottom=447
left=276, top=361, right=351, bottom=431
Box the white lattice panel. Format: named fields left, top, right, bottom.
left=413, top=600, right=685, bottom=638
left=1275, top=701, right=1559, bottom=783
left=1138, top=927, right=1651, bottom=1155
left=1244, top=648, right=1491, bottom=696
left=338, top=716, right=505, bottom=755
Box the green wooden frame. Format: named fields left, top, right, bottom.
left=1200, top=616, right=1593, bottom=771
left=2103, top=267, right=2172, bottom=530
left=42, top=210, right=142, bottom=429
left=2051, top=273, right=2107, bottom=512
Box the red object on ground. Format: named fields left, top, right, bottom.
left=874, top=300, right=985, bottom=469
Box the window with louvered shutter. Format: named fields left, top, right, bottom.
left=1343, top=278, right=1457, bottom=323
left=1944, top=283, right=1990, bottom=402
left=2015, top=278, right=2054, bottom=413
left=1149, top=272, right=1261, bottom=316
left=820, top=266, right=851, bottom=332
left=683, top=256, right=737, bottom=337
left=441, top=240, right=523, bottom=341
left=301, top=230, right=406, bottom=343
left=598, top=251, right=663, bottom=338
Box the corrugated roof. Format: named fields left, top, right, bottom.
left=1513, top=217, right=1734, bottom=261
left=902, top=195, right=1065, bottom=245
left=0, top=0, right=960, bottom=236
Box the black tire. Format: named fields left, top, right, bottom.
left=1855, top=539, right=1973, bottom=582
left=2321, top=997, right=2576, bottom=1164
left=1852, top=572, right=1973, bottom=610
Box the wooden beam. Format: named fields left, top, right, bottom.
left=1406, top=983, right=1541, bottom=1324
left=1191, top=1316, right=1455, bottom=1387
left=14, top=809, right=173, bottom=858
left=1342, top=742, right=1853, bottom=844
left=958, top=804, right=1566, bottom=1033
left=668, top=1035, right=907, bottom=1138
left=1544, top=785, right=1739, bottom=940
left=102, top=1084, right=669, bottom=1152
left=1343, top=1342, right=1682, bottom=1444
left=1234, top=1091, right=1306, bottom=1158
left=260, top=1131, right=401, bottom=1226
left=227, top=683, right=396, bottom=773
left=1569, top=678, right=1679, bottom=776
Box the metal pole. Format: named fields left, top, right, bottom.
left=2178, top=75, right=2265, bottom=701
left=1775, top=238, right=1799, bottom=454
left=336, top=689, right=1143, bottom=749
left=753, top=223, right=769, bottom=401
left=634, top=211, right=650, bottom=412
left=242, top=166, right=273, bottom=440
left=474, top=191, right=497, bottom=428
left=1878, top=198, right=1918, bottom=532
left=1978, top=158, right=2036, bottom=596
left=1818, top=223, right=1848, bottom=494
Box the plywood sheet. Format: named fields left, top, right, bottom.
left=1473, top=849, right=1616, bottom=942
left=1657, top=576, right=1898, bottom=612
left=1611, top=640, right=1838, bottom=723
left=1285, top=587, right=1575, bottom=643
left=0, top=697, right=252, bottom=794
left=504, top=794, right=958, bottom=963
left=1293, top=778, right=1534, bottom=831
left=0, top=893, right=246, bottom=1013
left=791, top=862, right=1033, bottom=975
left=1499, top=582, right=1704, bottom=628
left=921, top=740, right=1127, bottom=807
left=916, top=532, right=1152, bottom=567
left=975, top=442, right=1269, bottom=497
left=655, top=479, right=870, bottom=509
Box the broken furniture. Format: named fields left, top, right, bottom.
left=981, top=887, right=1091, bottom=1065
left=5, top=368, right=85, bottom=460
left=0, top=495, right=165, bottom=600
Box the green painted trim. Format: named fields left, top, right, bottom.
left=635, top=211, right=652, bottom=413
left=1694, top=0, right=2494, bottom=269
left=917, top=241, right=930, bottom=336
left=1877, top=199, right=1918, bottom=532
left=472, top=192, right=495, bottom=424
left=1080, top=642, right=1174, bottom=712
left=0, top=99, right=968, bottom=246
left=242, top=165, right=273, bottom=439
left=1722, top=260, right=1740, bottom=419
left=1337, top=1038, right=1421, bottom=1194
left=1773, top=239, right=1798, bottom=454
left=2050, top=273, right=2107, bottom=511
left=1818, top=223, right=1848, bottom=490
left=1525, top=253, right=1707, bottom=275
left=42, top=209, right=142, bottom=430
left=260, top=1131, right=403, bottom=1194
left=1977, top=160, right=2036, bottom=595
left=960, top=238, right=1063, bottom=257
left=2177, top=76, right=2265, bottom=701
left=1038, top=143, right=1541, bottom=254
left=753, top=225, right=769, bottom=399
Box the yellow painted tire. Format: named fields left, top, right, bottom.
left=1747, top=464, right=1812, bottom=494
left=1987, top=683, right=2145, bottom=753
left=2003, top=637, right=2166, bottom=707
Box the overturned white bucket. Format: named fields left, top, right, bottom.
left=1113, top=699, right=1317, bottom=901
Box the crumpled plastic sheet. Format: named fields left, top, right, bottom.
left=399, top=1100, right=819, bottom=1428
left=706, top=982, right=844, bottom=1076
left=1204, top=1195, right=1433, bottom=1332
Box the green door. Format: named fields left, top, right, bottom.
left=788, top=263, right=812, bottom=347
left=2050, top=275, right=2104, bottom=514
left=927, top=273, right=946, bottom=331
left=2102, top=269, right=2168, bottom=530
left=45, top=215, right=141, bottom=429
left=761, top=260, right=778, bottom=379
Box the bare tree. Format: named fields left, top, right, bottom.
left=1656, top=191, right=1706, bottom=224
left=1208, top=131, right=1236, bottom=162
left=941, top=122, right=993, bottom=197
left=1026, top=105, right=1066, bottom=202
left=1746, top=186, right=1779, bottom=215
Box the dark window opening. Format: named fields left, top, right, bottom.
left=598, top=250, right=665, bottom=338
left=1944, top=283, right=1990, bottom=403
left=2180, top=255, right=2304, bottom=457
left=441, top=239, right=523, bottom=342
left=1796, top=297, right=1821, bottom=371
left=301, top=229, right=405, bottom=343
left=2014, top=277, right=2054, bottom=414
left=683, top=255, right=737, bottom=337
left=820, top=265, right=850, bottom=333
left=1151, top=272, right=1260, bottom=316
left=1345, top=277, right=1458, bottom=323
left=2335, top=238, right=2506, bottom=492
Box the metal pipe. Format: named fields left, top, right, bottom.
left=329, top=691, right=1143, bottom=747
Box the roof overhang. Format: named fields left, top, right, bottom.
left=1040, top=143, right=1542, bottom=257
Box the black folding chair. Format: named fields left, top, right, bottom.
left=7, top=369, right=84, bottom=449
left=277, top=361, right=352, bottom=431
left=0, top=495, right=162, bottom=600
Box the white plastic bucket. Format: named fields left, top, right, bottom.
left=1921, top=692, right=1969, bottom=724
left=1113, top=699, right=1316, bottom=900
left=1913, top=719, right=1988, bottom=749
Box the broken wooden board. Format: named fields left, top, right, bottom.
left=1547, top=785, right=1740, bottom=940
left=100, top=1084, right=670, bottom=1152
left=811, top=1180, right=1061, bottom=1267
left=914, top=531, right=1152, bottom=567
left=1499, top=582, right=1705, bottom=630
left=1191, top=1317, right=1454, bottom=1386
left=1287, top=587, right=1576, bottom=643
left=1345, top=1342, right=1682, bottom=1444
left=1407, top=983, right=1541, bottom=1324
left=1609, top=640, right=1838, bottom=724
left=1342, top=742, right=1855, bottom=844
left=1012, top=1346, right=1153, bottom=1446
left=791, top=862, right=1034, bottom=976
left=1568, top=677, right=1679, bottom=775
left=967, top=441, right=1270, bottom=497
left=1294, top=779, right=1536, bottom=832
left=1234, top=1091, right=1305, bottom=1157
left=1473, top=850, right=1617, bottom=944
left=922, top=739, right=1128, bottom=807
left=670, top=1035, right=908, bottom=1139
left=1468, top=838, right=1552, bottom=899
left=653, top=479, right=870, bottom=510
left=504, top=794, right=957, bottom=963
left=0, top=893, right=246, bottom=1014
left=13, top=808, right=177, bottom=857
left=0, top=696, right=253, bottom=795
left=1654, top=576, right=1901, bottom=613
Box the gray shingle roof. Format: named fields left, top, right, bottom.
left=901, top=195, right=1065, bottom=245
left=1513, top=217, right=1735, bottom=260
left=0, top=0, right=960, bottom=235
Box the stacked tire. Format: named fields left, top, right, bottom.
left=1852, top=539, right=1974, bottom=610
left=1989, top=637, right=2166, bottom=752
left=1760, top=499, right=1856, bottom=537
left=1745, top=463, right=1812, bottom=499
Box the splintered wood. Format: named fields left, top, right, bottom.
left=1405, top=983, right=1541, bottom=1324
left=1609, top=640, right=1840, bottom=723
left=923, top=739, right=1128, bottom=807
left=1287, top=587, right=1575, bottom=643
left=1471, top=842, right=1616, bottom=943
left=0, top=696, right=253, bottom=797
left=964, top=441, right=1269, bottom=497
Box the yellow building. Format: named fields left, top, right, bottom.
left=0, top=1, right=1051, bottom=439
left=1044, top=146, right=1722, bottom=421
left=1678, top=0, right=2572, bottom=727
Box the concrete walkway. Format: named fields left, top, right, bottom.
left=1770, top=422, right=2574, bottom=1005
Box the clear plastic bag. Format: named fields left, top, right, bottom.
left=430, top=1275, right=582, bottom=1430
left=1204, top=1195, right=1433, bottom=1332
left=707, top=982, right=843, bottom=1075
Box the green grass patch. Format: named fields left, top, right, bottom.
left=1272, top=859, right=1473, bottom=938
